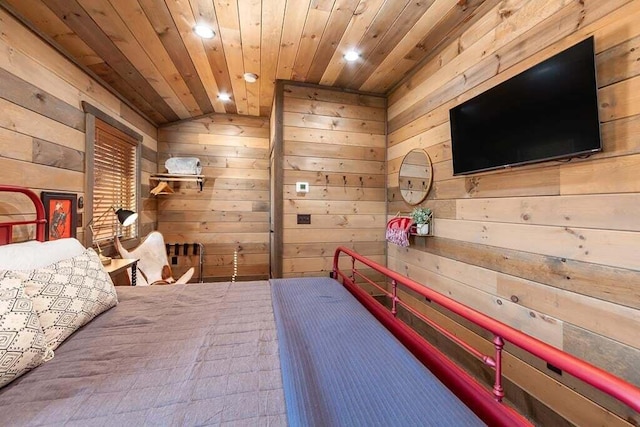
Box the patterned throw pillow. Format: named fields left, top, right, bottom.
left=0, top=248, right=118, bottom=350
left=0, top=278, right=51, bottom=388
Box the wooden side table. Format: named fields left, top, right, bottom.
left=103, top=258, right=139, bottom=286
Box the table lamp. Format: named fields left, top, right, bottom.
left=86, top=207, right=138, bottom=265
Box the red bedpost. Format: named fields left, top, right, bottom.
left=492, top=335, right=505, bottom=402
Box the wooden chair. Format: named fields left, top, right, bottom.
left=115, top=231, right=194, bottom=286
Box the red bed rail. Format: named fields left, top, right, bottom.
left=332, top=246, right=640, bottom=426
left=0, top=185, right=46, bottom=245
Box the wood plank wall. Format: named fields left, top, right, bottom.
left=386, top=1, right=640, bottom=425
left=157, top=114, right=270, bottom=282
left=0, top=9, right=157, bottom=244
left=279, top=83, right=386, bottom=278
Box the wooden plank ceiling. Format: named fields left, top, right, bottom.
left=1, top=0, right=496, bottom=125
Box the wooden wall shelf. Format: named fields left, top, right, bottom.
left=150, top=174, right=205, bottom=193
left=409, top=224, right=433, bottom=237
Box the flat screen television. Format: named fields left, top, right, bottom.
left=449, top=37, right=601, bottom=175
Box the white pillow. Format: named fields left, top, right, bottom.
left=0, top=238, right=85, bottom=270
left=0, top=277, right=52, bottom=388
left=1, top=248, right=118, bottom=350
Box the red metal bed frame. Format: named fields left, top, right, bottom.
left=0, top=185, right=46, bottom=245
left=333, top=245, right=640, bottom=426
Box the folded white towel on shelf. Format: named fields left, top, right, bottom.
left=165, top=157, right=202, bottom=175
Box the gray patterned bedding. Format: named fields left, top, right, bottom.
left=0, top=281, right=287, bottom=426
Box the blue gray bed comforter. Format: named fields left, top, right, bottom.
left=271, top=277, right=484, bottom=427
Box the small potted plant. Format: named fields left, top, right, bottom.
left=410, top=206, right=432, bottom=236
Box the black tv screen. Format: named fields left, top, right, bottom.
left=449, top=37, right=601, bottom=175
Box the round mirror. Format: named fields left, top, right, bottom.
left=399, top=149, right=433, bottom=205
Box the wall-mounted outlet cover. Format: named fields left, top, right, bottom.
left=296, top=182, right=309, bottom=193
left=297, top=214, right=311, bottom=225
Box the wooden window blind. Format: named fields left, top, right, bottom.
left=92, top=119, right=138, bottom=243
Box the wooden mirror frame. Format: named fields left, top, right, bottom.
left=398, top=149, right=433, bottom=205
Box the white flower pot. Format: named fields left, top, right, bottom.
left=416, top=223, right=430, bottom=236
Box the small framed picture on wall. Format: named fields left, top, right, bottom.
left=41, top=192, right=77, bottom=241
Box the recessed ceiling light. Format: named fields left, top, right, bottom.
left=344, top=50, right=360, bottom=62
left=218, top=93, right=231, bottom=102
left=243, top=73, right=258, bottom=83
left=194, top=24, right=215, bottom=39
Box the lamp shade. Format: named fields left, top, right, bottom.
left=115, top=208, right=138, bottom=227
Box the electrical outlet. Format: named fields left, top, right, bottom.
left=297, top=214, right=311, bottom=224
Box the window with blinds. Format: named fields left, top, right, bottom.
left=92, top=119, right=138, bottom=243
